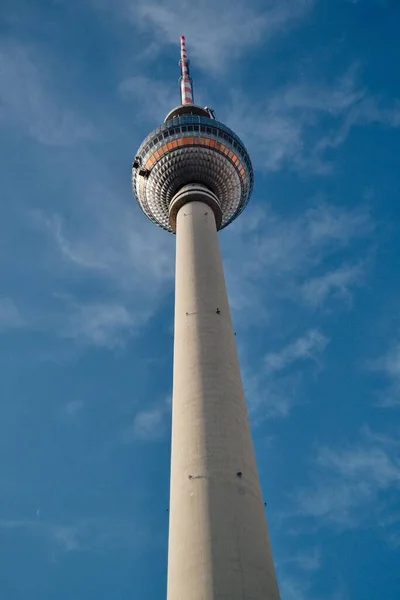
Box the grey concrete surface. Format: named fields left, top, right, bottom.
left=167, top=199, right=280, bottom=600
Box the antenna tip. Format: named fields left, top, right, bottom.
left=180, top=35, right=185, bottom=40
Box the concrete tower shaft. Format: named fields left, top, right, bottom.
left=168, top=190, right=280, bottom=599
left=131, top=36, right=281, bottom=600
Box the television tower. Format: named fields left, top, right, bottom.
left=132, top=36, right=280, bottom=600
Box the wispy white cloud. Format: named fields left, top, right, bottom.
left=279, top=575, right=349, bottom=600
left=62, top=299, right=141, bottom=348
left=63, top=400, right=84, bottom=418
left=371, top=343, right=400, bottom=379
left=291, top=549, right=321, bottom=572
left=317, top=444, right=400, bottom=487
left=367, top=342, right=400, bottom=407
left=99, top=0, right=314, bottom=73
left=0, top=519, right=82, bottom=553
left=278, top=547, right=321, bottom=572
left=119, top=75, right=177, bottom=121
left=0, top=189, right=174, bottom=351
left=227, top=65, right=400, bottom=172
left=64, top=400, right=85, bottom=419
left=0, top=297, right=23, bottom=329
left=290, top=430, right=400, bottom=531
left=242, top=330, right=328, bottom=424
left=123, top=396, right=171, bottom=442
left=361, top=425, right=400, bottom=447
left=226, top=67, right=360, bottom=172
left=317, top=94, right=400, bottom=152
left=32, top=183, right=175, bottom=294
left=53, top=525, right=81, bottom=552
left=223, top=201, right=373, bottom=321
left=306, top=203, right=373, bottom=245
left=243, top=366, right=298, bottom=421
left=301, top=264, right=364, bottom=308
left=265, top=330, right=328, bottom=374
left=281, top=67, right=363, bottom=114
left=223, top=201, right=372, bottom=424
left=0, top=516, right=161, bottom=554
left=3, top=295, right=150, bottom=350
left=22, top=167, right=175, bottom=348
left=0, top=41, right=95, bottom=145
left=279, top=576, right=310, bottom=600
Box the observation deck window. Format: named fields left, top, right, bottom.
left=182, top=126, right=187, bottom=132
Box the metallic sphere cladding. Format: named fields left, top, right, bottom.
left=132, top=113, right=254, bottom=233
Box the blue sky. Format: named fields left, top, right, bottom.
left=1, top=0, right=400, bottom=598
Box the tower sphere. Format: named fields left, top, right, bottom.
left=132, top=104, right=254, bottom=233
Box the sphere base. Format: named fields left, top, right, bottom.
left=169, top=184, right=222, bottom=232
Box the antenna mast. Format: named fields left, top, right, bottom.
left=179, top=35, right=194, bottom=105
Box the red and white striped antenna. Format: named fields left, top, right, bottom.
left=179, top=35, right=194, bottom=105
